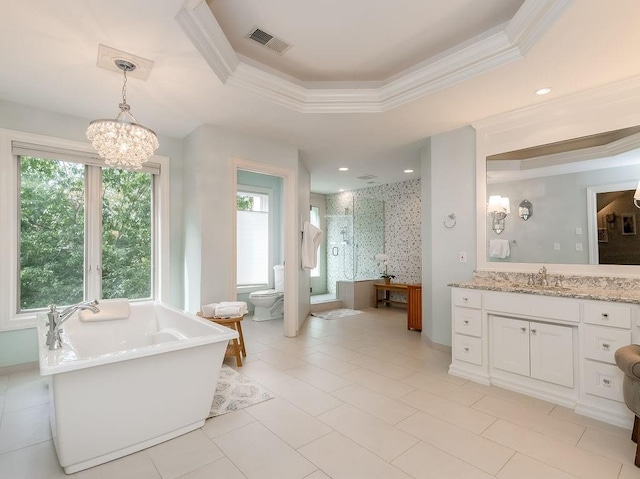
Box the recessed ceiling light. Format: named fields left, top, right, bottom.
left=339, top=189, right=345, bottom=192
left=404, top=169, right=414, bottom=173
left=535, top=87, right=552, bottom=95
left=338, top=167, right=349, bottom=171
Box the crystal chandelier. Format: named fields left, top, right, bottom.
left=87, top=60, right=158, bottom=170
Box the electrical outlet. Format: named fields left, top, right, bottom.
left=458, top=251, right=467, bottom=263
left=576, top=243, right=583, bottom=251
left=575, top=227, right=582, bottom=235
left=554, top=242, right=561, bottom=251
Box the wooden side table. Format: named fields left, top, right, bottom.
left=197, top=312, right=246, bottom=367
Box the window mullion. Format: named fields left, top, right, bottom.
left=85, top=165, right=102, bottom=300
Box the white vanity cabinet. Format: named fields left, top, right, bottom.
left=449, top=287, right=637, bottom=428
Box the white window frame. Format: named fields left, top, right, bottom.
left=236, top=184, right=273, bottom=294
left=0, top=128, right=170, bottom=331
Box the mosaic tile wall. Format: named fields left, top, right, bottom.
left=325, top=179, right=422, bottom=294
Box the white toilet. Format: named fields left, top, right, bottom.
left=249, top=265, right=284, bottom=321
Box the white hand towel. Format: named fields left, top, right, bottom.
left=79, top=298, right=129, bottom=322
left=217, top=301, right=248, bottom=314
left=302, top=221, right=323, bottom=270
left=201, top=303, right=219, bottom=317
left=489, top=239, right=510, bottom=259
left=214, top=306, right=243, bottom=318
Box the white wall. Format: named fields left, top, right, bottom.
left=422, top=127, right=477, bottom=347
left=298, top=158, right=311, bottom=326
left=182, top=124, right=310, bottom=334
left=0, top=100, right=185, bottom=367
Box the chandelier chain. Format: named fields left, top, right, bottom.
left=121, top=68, right=128, bottom=106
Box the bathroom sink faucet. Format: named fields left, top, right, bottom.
left=46, top=300, right=99, bottom=350
left=538, top=266, right=548, bottom=287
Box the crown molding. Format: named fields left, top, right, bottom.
left=176, top=0, right=573, bottom=113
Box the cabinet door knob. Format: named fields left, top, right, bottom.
left=531, top=329, right=537, bottom=335
left=602, top=379, right=611, bottom=386
left=462, top=297, right=468, bottom=302
left=464, top=347, right=469, bottom=352
left=602, top=343, right=610, bottom=350
left=521, top=327, right=527, bottom=333
left=601, top=313, right=609, bottom=319
left=463, top=320, right=469, bottom=325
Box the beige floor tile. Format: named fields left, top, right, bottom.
left=73, top=450, right=161, bottom=479
left=302, top=352, right=359, bottom=374
left=399, top=358, right=468, bottom=385
left=402, top=371, right=485, bottom=406
left=473, top=395, right=585, bottom=444
left=287, top=364, right=352, bottom=392
left=348, top=356, right=414, bottom=380
left=0, top=404, right=51, bottom=454
left=391, top=441, right=495, bottom=479
left=236, top=360, right=294, bottom=389
left=400, top=389, right=497, bottom=434
left=332, top=384, right=417, bottom=425
left=312, top=342, right=369, bottom=361
left=7, top=369, right=42, bottom=386
left=0, top=374, right=9, bottom=394
left=463, top=382, right=555, bottom=413
left=482, top=419, right=622, bottom=479
left=268, top=377, right=343, bottom=417
left=354, top=345, right=413, bottom=365
left=214, top=422, right=316, bottom=479
left=146, top=429, right=224, bottom=479
left=245, top=397, right=332, bottom=448
left=577, top=427, right=638, bottom=467
left=303, top=471, right=331, bottom=479
left=0, top=441, right=66, bottom=479
left=318, top=404, right=419, bottom=461
left=496, top=453, right=578, bottom=479
left=298, top=431, right=412, bottom=479
left=341, top=368, right=416, bottom=399
left=397, top=411, right=514, bottom=475
left=254, top=349, right=307, bottom=370
left=3, top=376, right=49, bottom=413
left=179, top=457, right=246, bottom=479
left=619, top=463, right=640, bottom=479
left=202, top=409, right=256, bottom=439
left=549, top=405, right=633, bottom=439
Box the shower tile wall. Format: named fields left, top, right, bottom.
left=325, top=179, right=421, bottom=294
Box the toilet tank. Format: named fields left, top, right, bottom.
left=274, top=265, right=285, bottom=292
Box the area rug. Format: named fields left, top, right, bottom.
left=209, top=365, right=274, bottom=417
left=311, top=308, right=363, bottom=320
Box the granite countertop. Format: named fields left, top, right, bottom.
left=449, top=271, right=640, bottom=305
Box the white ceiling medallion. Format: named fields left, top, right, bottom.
left=176, top=0, right=573, bottom=114
left=96, top=44, right=155, bottom=81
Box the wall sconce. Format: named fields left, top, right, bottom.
left=635, top=181, right=640, bottom=209
left=488, top=195, right=510, bottom=235
left=518, top=199, right=533, bottom=221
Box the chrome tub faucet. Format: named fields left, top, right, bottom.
left=46, top=300, right=100, bottom=350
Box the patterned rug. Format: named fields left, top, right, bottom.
left=209, top=364, right=274, bottom=417
left=311, top=308, right=363, bottom=320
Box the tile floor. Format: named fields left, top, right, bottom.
left=1, top=307, right=640, bottom=478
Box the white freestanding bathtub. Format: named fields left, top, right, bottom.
left=37, top=301, right=237, bottom=474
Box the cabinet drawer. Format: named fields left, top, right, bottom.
left=453, top=307, right=482, bottom=337
left=583, top=325, right=631, bottom=364
left=584, top=302, right=631, bottom=329
left=453, top=289, right=482, bottom=309
left=584, top=360, right=624, bottom=402
left=453, top=334, right=482, bottom=365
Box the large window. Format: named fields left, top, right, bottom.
left=237, top=188, right=270, bottom=287
left=19, top=155, right=154, bottom=311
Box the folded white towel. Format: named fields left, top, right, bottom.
left=79, top=298, right=130, bottom=322
left=214, top=301, right=248, bottom=318
left=201, top=303, right=219, bottom=318
left=489, top=239, right=510, bottom=259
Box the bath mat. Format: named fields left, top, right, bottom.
left=209, top=365, right=273, bottom=417
left=311, top=308, right=363, bottom=320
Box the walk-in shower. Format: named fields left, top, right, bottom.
left=325, top=193, right=385, bottom=296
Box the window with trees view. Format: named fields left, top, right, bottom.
left=19, top=156, right=153, bottom=311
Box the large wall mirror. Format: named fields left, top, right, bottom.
left=474, top=79, right=640, bottom=276
left=486, top=127, right=640, bottom=266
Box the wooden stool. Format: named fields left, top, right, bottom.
left=197, top=312, right=246, bottom=367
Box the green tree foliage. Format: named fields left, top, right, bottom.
left=237, top=194, right=254, bottom=211
left=19, top=157, right=152, bottom=310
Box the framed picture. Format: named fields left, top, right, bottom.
left=622, top=214, right=637, bottom=235
left=598, top=228, right=609, bottom=243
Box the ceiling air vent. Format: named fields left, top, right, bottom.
left=357, top=174, right=378, bottom=180
left=246, top=27, right=292, bottom=55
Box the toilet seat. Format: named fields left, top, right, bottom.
left=250, top=289, right=282, bottom=298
